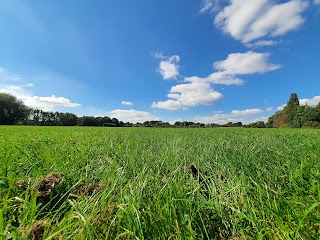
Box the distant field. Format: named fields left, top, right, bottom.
left=0, top=126, right=319, bottom=239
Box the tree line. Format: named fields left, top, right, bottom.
left=1, top=92, right=319, bottom=128
left=267, top=93, right=320, bottom=128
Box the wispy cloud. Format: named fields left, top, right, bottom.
left=110, top=109, right=159, bottom=123
left=314, top=0, right=320, bottom=5
left=231, top=108, right=263, bottom=116
left=213, top=0, right=308, bottom=43
left=121, top=101, right=133, bottom=106
left=0, top=67, right=22, bottom=81
left=199, top=0, right=222, bottom=13
left=245, top=40, right=278, bottom=48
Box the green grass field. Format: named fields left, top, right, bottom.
left=0, top=126, right=319, bottom=239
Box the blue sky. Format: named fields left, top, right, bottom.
left=1, top=0, right=320, bottom=124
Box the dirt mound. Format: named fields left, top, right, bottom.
left=71, top=182, right=106, bottom=197
left=34, top=172, right=62, bottom=200
left=13, top=179, right=29, bottom=190
left=30, top=220, right=47, bottom=240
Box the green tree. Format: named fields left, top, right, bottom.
left=0, top=93, right=29, bottom=125
left=285, top=93, right=299, bottom=110
left=284, top=93, right=301, bottom=128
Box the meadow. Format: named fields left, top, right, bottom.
left=0, top=126, right=319, bottom=239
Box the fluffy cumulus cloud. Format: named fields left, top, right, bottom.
left=152, top=51, right=279, bottom=110
left=213, top=51, right=281, bottom=74
left=194, top=108, right=264, bottom=124
left=121, top=101, right=133, bottom=106
left=155, top=54, right=180, bottom=80
left=185, top=51, right=280, bottom=86
left=0, top=67, right=81, bottom=111
left=277, top=95, right=320, bottom=110
left=110, top=109, right=159, bottom=123
left=152, top=100, right=185, bottom=111
left=299, top=96, right=320, bottom=106
left=152, top=81, right=223, bottom=110
left=212, top=0, right=308, bottom=43
left=24, top=95, right=80, bottom=110
left=168, top=82, right=222, bottom=106
left=0, top=84, right=81, bottom=111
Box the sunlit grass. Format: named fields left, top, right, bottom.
left=0, top=126, right=319, bottom=239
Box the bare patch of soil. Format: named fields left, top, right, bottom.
left=33, top=172, right=62, bottom=201
left=30, top=220, right=48, bottom=240
left=71, top=182, right=106, bottom=197
left=13, top=179, right=29, bottom=190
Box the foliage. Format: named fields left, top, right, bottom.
left=268, top=93, right=320, bottom=128
left=0, top=93, right=29, bottom=125
left=28, top=109, right=78, bottom=126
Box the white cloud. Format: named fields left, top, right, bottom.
left=121, top=101, right=133, bottom=106
left=0, top=84, right=81, bottom=111
left=153, top=52, right=279, bottom=110
left=0, top=84, right=31, bottom=99
left=214, top=0, right=308, bottom=43
left=152, top=81, right=222, bottom=110
left=169, top=81, right=222, bottom=106
left=152, top=100, right=185, bottom=111
left=195, top=108, right=264, bottom=124
left=207, top=73, right=244, bottom=85
left=213, top=51, right=280, bottom=74
left=315, top=0, right=320, bottom=4
left=277, top=103, right=286, bottom=111
left=277, top=96, right=320, bottom=111
left=231, top=108, right=263, bottom=116
left=24, top=95, right=81, bottom=111
left=185, top=51, right=279, bottom=86
left=245, top=40, right=278, bottom=48
left=110, top=109, right=159, bottom=123
left=299, top=96, right=320, bottom=106
left=156, top=54, right=180, bottom=80
left=267, top=107, right=273, bottom=111
left=200, top=0, right=221, bottom=13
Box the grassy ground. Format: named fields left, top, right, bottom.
left=0, top=126, right=319, bottom=239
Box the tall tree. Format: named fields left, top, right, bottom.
left=284, top=93, right=301, bottom=128
left=0, top=93, right=29, bottom=125
left=285, top=93, right=299, bottom=110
